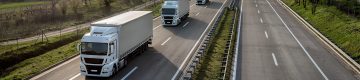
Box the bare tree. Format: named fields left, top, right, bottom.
left=303, top=0, right=306, bottom=9
left=58, top=0, right=68, bottom=16
left=103, top=0, right=113, bottom=7
left=70, top=0, right=81, bottom=14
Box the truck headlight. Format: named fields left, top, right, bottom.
left=103, top=67, right=110, bottom=71
left=80, top=66, right=86, bottom=72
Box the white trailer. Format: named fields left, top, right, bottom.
left=161, top=0, right=189, bottom=26
left=196, top=0, right=209, bottom=5
left=78, top=11, right=153, bottom=77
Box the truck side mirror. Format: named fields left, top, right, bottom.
left=77, top=43, right=80, bottom=52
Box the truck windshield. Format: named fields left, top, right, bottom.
left=81, top=42, right=108, bottom=55
left=162, top=8, right=176, bottom=15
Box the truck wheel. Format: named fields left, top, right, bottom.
left=112, top=66, right=116, bottom=76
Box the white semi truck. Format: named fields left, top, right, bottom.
left=196, top=0, right=209, bottom=5
left=78, top=11, right=153, bottom=77
left=161, top=0, right=189, bottom=26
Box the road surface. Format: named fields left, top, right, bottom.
left=235, top=0, right=359, bottom=80
left=30, top=0, right=227, bottom=80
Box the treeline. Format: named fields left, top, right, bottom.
left=293, top=0, right=360, bottom=17
left=0, top=0, right=149, bottom=42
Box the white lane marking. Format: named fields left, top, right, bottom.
left=205, top=6, right=208, bottom=8
left=30, top=55, right=80, bottom=80
left=182, top=22, right=190, bottom=28
left=68, top=73, right=81, bottom=80
left=266, top=0, right=329, bottom=80
left=161, top=37, right=172, bottom=46
left=195, top=12, right=200, bottom=16
left=260, top=18, right=263, bottom=23
left=233, top=0, right=244, bottom=79
left=265, top=31, right=269, bottom=39
left=258, top=10, right=260, bottom=14
left=256, top=4, right=258, bottom=7
left=121, top=66, right=138, bottom=80
left=272, top=53, right=279, bottom=66
left=153, top=16, right=161, bottom=20
left=191, top=4, right=195, bottom=7
left=153, top=25, right=161, bottom=30
left=171, top=0, right=228, bottom=79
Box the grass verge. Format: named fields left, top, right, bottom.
left=0, top=1, right=48, bottom=10
left=192, top=8, right=236, bottom=80
left=142, top=1, right=163, bottom=18
left=0, top=29, right=87, bottom=79
left=282, top=0, right=360, bottom=62
left=1, top=40, right=80, bottom=80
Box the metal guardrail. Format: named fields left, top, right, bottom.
left=180, top=6, right=239, bottom=80
left=180, top=6, right=227, bottom=80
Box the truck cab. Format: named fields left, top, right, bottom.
left=79, top=26, right=124, bottom=77
left=161, top=0, right=189, bottom=26
left=196, top=0, right=209, bottom=5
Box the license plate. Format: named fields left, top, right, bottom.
left=90, top=70, right=98, bottom=72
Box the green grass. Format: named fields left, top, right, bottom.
left=192, top=8, right=236, bottom=80
left=0, top=1, right=48, bottom=10
left=282, top=0, right=360, bottom=62
left=142, top=1, right=163, bottom=18
left=0, top=29, right=85, bottom=55
left=0, top=29, right=87, bottom=78
left=1, top=40, right=80, bottom=80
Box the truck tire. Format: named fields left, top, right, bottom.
left=112, top=66, right=116, bottom=76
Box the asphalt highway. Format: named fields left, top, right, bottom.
left=235, top=0, right=359, bottom=80
left=30, top=0, right=227, bottom=80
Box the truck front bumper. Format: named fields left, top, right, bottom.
left=80, top=63, right=112, bottom=77
left=197, top=1, right=206, bottom=4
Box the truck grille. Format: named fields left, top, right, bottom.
left=84, top=58, right=103, bottom=64
left=165, top=20, right=173, bottom=24
left=85, top=65, right=102, bottom=75
left=163, top=16, right=173, bottom=19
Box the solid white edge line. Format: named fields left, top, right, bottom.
left=121, top=66, right=138, bottom=80
left=265, top=0, right=329, bottom=80
left=161, top=37, right=172, bottom=46
left=272, top=53, right=279, bottom=66
left=233, top=0, right=243, bottom=80
left=170, top=0, right=228, bottom=79
left=182, top=22, right=190, bottom=28
left=30, top=55, right=80, bottom=80
left=265, top=31, right=269, bottom=39
left=195, top=12, right=200, bottom=16
left=153, top=16, right=161, bottom=20
left=260, top=18, right=263, bottom=23
left=153, top=25, right=162, bottom=30
left=68, top=73, right=81, bottom=80
left=191, top=4, right=195, bottom=7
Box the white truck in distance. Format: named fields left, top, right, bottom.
left=78, top=11, right=153, bottom=77
left=161, top=0, right=189, bottom=26
left=196, top=0, right=209, bottom=5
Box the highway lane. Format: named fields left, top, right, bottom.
left=30, top=0, right=226, bottom=80
left=236, top=0, right=359, bottom=80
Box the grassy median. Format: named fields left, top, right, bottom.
left=282, top=0, right=360, bottom=62
left=192, top=8, right=236, bottom=80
